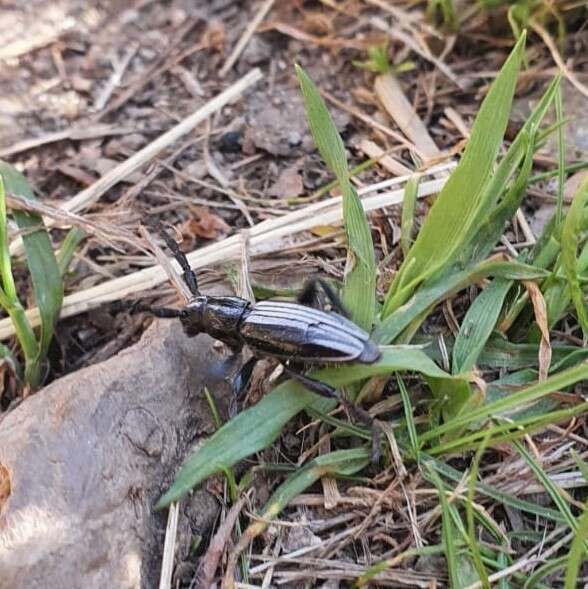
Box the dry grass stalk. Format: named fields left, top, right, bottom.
left=219, top=0, right=276, bottom=78
left=0, top=172, right=449, bottom=340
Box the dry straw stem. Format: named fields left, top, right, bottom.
left=0, top=164, right=455, bottom=341
left=0, top=124, right=142, bottom=159
left=8, top=68, right=264, bottom=256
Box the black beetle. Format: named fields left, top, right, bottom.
left=136, top=227, right=382, bottom=454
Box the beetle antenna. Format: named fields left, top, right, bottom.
left=124, top=301, right=182, bottom=319
left=154, top=222, right=200, bottom=296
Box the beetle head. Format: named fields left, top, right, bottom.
left=179, top=296, right=208, bottom=336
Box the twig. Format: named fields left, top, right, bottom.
left=219, top=0, right=275, bottom=78
left=0, top=125, right=143, bottom=159
left=8, top=68, right=263, bottom=256
left=0, top=172, right=449, bottom=340
left=93, top=43, right=139, bottom=112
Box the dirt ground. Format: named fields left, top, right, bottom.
left=0, top=0, right=587, bottom=587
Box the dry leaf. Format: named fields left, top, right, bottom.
left=268, top=166, right=304, bottom=197
left=523, top=280, right=551, bottom=380
left=183, top=207, right=230, bottom=240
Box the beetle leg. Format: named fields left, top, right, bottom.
left=155, top=223, right=200, bottom=296
left=297, top=278, right=349, bottom=318
left=229, top=356, right=258, bottom=398
left=124, top=301, right=182, bottom=318
left=283, top=367, right=381, bottom=463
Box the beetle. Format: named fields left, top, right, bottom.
left=134, top=227, right=382, bottom=456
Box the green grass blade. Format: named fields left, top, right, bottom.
left=466, top=433, right=492, bottom=589
left=425, top=463, right=460, bottom=588
left=465, top=75, right=560, bottom=265
left=398, top=375, right=419, bottom=459
left=0, top=161, right=64, bottom=386
left=420, top=362, right=588, bottom=443
left=561, top=177, right=588, bottom=338
left=555, top=85, right=565, bottom=228
left=401, top=177, right=418, bottom=257
left=523, top=557, right=567, bottom=589
left=513, top=438, right=584, bottom=544
left=157, top=346, right=451, bottom=507
left=259, top=448, right=369, bottom=521
left=295, top=65, right=376, bottom=329
left=452, top=278, right=512, bottom=374
left=0, top=176, right=17, bottom=302
left=382, top=33, right=526, bottom=316
left=57, top=227, right=86, bottom=276
left=564, top=502, right=588, bottom=589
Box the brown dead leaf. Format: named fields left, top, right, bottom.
left=523, top=280, right=551, bottom=380
left=182, top=207, right=230, bottom=240
left=268, top=166, right=304, bottom=198
left=205, top=21, right=225, bottom=53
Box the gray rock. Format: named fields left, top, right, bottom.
left=0, top=321, right=228, bottom=589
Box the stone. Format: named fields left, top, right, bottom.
left=0, top=321, right=229, bottom=589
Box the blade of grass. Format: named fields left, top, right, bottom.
left=296, top=65, right=376, bottom=330
left=555, top=84, right=565, bottom=228
left=466, top=432, right=492, bottom=589
left=0, top=173, right=39, bottom=384
left=57, top=227, right=86, bottom=276
left=398, top=375, right=420, bottom=459
left=425, top=463, right=460, bottom=588
left=400, top=176, right=418, bottom=257
left=452, top=278, right=512, bottom=374
left=564, top=501, right=588, bottom=589
left=560, top=177, right=588, bottom=338
left=464, top=75, right=561, bottom=265
left=523, top=557, right=567, bottom=589
left=382, top=33, right=526, bottom=316
left=420, top=362, right=588, bottom=443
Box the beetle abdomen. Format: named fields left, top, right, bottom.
left=240, top=301, right=380, bottom=364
